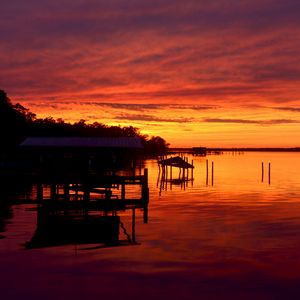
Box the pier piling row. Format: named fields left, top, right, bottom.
left=35, top=168, right=149, bottom=223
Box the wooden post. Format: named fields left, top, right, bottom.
left=268, top=162, right=271, bottom=184
left=139, top=160, right=142, bottom=175
left=50, top=183, right=56, bottom=201
left=83, top=184, right=90, bottom=204
left=166, top=165, right=168, bottom=181
left=211, top=161, right=214, bottom=186
left=159, top=176, right=163, bottom=196
left=191, top=160, right=194, bottom=181
left=121, top=183, right=125, bottom=200
left=63, top=183, right=69, bottom=202
left=165, top=165, right=168, bottom=191
left=56, top=184, right=60, bottom=197
left=75, top=183, right=78, bottom=202
left=142, top=168, right=149, bottom=203
left=62, top=183, right=69, bottom=214
left=132, top=207, right=136, bottom=243
left=132, top=160, right=135, bottom=177
left=206, top=159, right=208, bottom=186
left=170, top=164, right=173, bottom=190
left=157, top=168, right=160, bottom=188
left=37, top=183, right=43, bottom=202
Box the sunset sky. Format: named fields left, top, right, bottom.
left=1, top=0, right=300, bottom=147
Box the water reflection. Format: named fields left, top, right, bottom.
left=24, top=170, right=149, bottom=249
left=1, top=152, right=300, bottom=299
left=157, top=169, right=194, bottom=193
left=157, top=155, right=194, bottom=193
left=0, top=202, right=12, bottom=239
left=0, top=163, right=149, bottom=248
left=0, top=180, right=30, bottom=238
left=26, top=205, right=140, bottom=249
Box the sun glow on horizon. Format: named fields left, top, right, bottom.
left=17, top=99, right=300, bottom=148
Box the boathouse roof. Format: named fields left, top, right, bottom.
left=20, top=137, right=143, bottom=149
left=158, top=156, right=194, bottom=169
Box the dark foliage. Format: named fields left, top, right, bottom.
left=0, top=90, right=169, bottom=154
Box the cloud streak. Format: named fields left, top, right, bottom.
left=273, top=107, right=300, bottom=112
left=1, top=0, right=300, bottom=147
left=203, top=118, right=300, bottom=125
left=86, top=102, right=218, bottom=111
left=0, top=0, right=299, bottom=106
left=115, top=114, right=194, bottom=123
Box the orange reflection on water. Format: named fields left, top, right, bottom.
left=1, top=152, right=300, bottom=299
left=141, top=152, right=300, bottom=273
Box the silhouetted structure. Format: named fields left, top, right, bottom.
left=26, top=214, right=121, bottom=248
left=192, top=147, right=207, bottom=156
left=0, top=89, right=169, bottom=157
left=0, top=134, right=150, bottom=248
left=25, top=167, right=149, bottom=248
left=19, top=136, right=143, bottom=175
left=157, top=155, right=194, bottom=192
left=25, top=195, right=143, bottom=249
left=24, top=164, right=148, bottom=249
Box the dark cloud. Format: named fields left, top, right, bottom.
left=88, top=103, right=164, bottom=111
left=2, top=0, right=299, bottom=42
left=1, top=0, right=300, bottom=105
left=88, top=78, right=128, bottom=87
left=78, top=85, right=278, bottom=101
left=273, top=107, right=300, bottom=112
left=204, top=118, right=299, bottom=125
left=115, top=114, right=194, bottom=123
left=86, top=102, right=218, bottom=111
left=127, top=46, right=189, bottom=65
left=244, top=64, right=300, bottom=83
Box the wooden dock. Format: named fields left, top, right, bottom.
left=157, top=155, right=194, bottom=192
left=158, top=155, right=194, bottom=169
left=21, top=169, right=150, bottom=249
left=34, top=168, right=149, bottom=215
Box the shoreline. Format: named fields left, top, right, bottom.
left=169, top=147, right=300, bottom=153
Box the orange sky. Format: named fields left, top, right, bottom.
left=1, top=0, right=300, bottom=147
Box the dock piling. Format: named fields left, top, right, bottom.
left=132, top=207, right=136, bottom=243
left=206, top=160, right=208, bottom=185
left=212, top=161, right=214, bottom=186
left=142, top=168, right=149, bottom=203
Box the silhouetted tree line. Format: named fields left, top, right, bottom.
left=0, top=90, right=169, bottom=154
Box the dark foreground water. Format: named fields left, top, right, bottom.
left=1, top=152, right=300, bottom=299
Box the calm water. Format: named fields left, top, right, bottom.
left=1, top=152, right=300, bottom=299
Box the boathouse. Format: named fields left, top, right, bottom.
left=20, top=136, right=144, bottom=175
left=0, top=137, right=149, bottom=250
left=158, top=155, right=194, bottom=191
